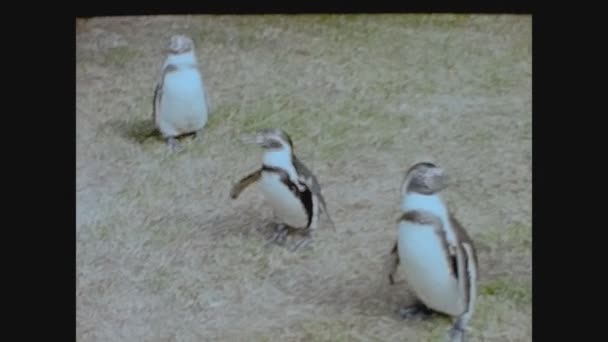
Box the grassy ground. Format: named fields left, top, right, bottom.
left=76, top=14, right=531, bottom=342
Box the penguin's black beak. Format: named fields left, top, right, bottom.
left=440, top=170, right=449, bottom=183
left=443, top=175, right=450, bottom=187
left=438, top=171, right=450, bottom=189
left=428, top=167, right=450, bottom=191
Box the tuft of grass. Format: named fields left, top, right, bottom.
left=479, top=223, right=531, bottom=254
left=95, top=225, right=112, bottom=240
left=216, top=235, right=273, bottom=278
left=147, top=225, right=180, bottom=247
left=102, top=46, right=140, bottom=69
left=509, top=223, right=532, bottom=248
left=481, top=277, right=531, bottom=306
left=292, top=319, right=364, bottom=341
left=145, top=268, right=173, bottom=294
left=471, top=290, right=532, bottom=341
left=76, top=48, right=99, bottom=65
left=421, top=317, right=454, bottom=342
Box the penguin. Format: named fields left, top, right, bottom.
left=230, top=128, right=334, bottom=251
left=152, top=34, right=209, bottom=151
left=388, top=161, right=478, bottom=342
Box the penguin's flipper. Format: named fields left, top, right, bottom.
left=320, top=198, right=336, bottom=230
left=296, top=173, right=334, bottom=230
left=152, top=62, right=167, bottom=124
left=230, top=169, right=262, bottom=199
left=293, top=155, right=323, bottom=196
left=203, top=77, right=211, bottom=114
left=152, top=82, right=161, bottom=122
left=388, top=240, right=400, bottom=285
left=449, top=212, right=479, bottom=266
left=293, top=158, right=335, bottom=230
left=152, top=63, right=180, bottom=126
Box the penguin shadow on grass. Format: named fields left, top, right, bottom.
left=203, top=205, right=284, bottom=243
left=213, top=215, right=312, bottom=251
left=106, top=118, right=157, bottom=144
left=106, top=118, right=205, bottom=151
left=264, top=263, right=415, bottom=318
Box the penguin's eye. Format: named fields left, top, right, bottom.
left=265, top=139, right=284, bottom=149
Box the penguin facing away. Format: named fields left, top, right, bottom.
left=230, top=128, right=334, bottom=251
left=388, top=162, right=478, bottom=342
left=152, top=34, right=209, bottom=151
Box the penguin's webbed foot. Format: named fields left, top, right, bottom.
left=447, top=317, right=467, bottom=342
left=167, top=137, right=182, bottom=152
left=448, top=325, right=466, bottom=342
left=289, top=234, right=312, bottom=252
left=267, top=223, right=289, bottom=246
left=399, top=302, right=435, bottom=320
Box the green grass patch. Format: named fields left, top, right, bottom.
left=481, top=277, right=531, bottom=305
left=102, top=46, right=140, bottom=68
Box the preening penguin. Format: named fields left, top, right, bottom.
left=152, top=34, right=209, bottom=151
left=230, top=128, right=334, bottom=251
left=388, top=162, right=478, bottom=342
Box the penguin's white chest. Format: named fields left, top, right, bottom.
left=159, top=69, right=208, bottom=134
left=258, top=171, right=309, bottom=229
left=398, top=222, right=464, bottom=316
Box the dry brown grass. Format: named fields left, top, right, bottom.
left=76, top=14, right=531, bottom=341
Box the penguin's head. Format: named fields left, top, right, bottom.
left=401, top=161, right=449, bottom=195
left=240, top=128, right=294, bottom=152
left=166, top=35, right=194, bottom=55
